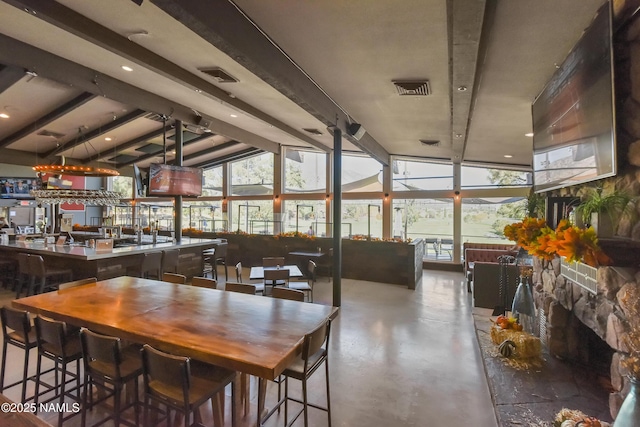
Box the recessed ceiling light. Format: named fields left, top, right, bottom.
left=0, top=113, right=9, bottom=119
left=455, top=133, right=462, bottom=138
left=525, top=132, right=534, bottom=137
left=230, top=114, right=238, bottom=118
left=105, top=137, right=112, bottom=141
left=504, top=154, right=513, bottom=158
left=194, top=89, right=202, bottom=93
left=457, top=86, right=467, bottom=92
left=121, top=65, right=133, bottom=72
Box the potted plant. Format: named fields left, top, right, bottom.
left=575, top=185, right=634, bottom=237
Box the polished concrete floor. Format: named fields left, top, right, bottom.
left=0, top=269, right=498, bottom=427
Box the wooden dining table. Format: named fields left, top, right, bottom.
left=12, top=276, right=339, bottom=426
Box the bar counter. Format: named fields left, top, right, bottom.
left=0, top=237, right=221, bottom=280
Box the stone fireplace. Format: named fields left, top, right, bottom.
left=532, top=256, right=640, bottom=418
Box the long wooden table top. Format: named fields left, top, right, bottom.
left=12, top=277, right=338, bottom=380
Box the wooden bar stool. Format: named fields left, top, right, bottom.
left=27, top=255, right=73, bottom=295
left=0, top=306, right=37, bottom=403
left=14, top=253, right=30, bottom=298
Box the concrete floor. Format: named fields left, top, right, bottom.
left=0, top=269, right=498, bottom=427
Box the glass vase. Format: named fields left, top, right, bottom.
left=617, top=377, right=640, bottom=427
left=511, top=276, right=536, bottom=334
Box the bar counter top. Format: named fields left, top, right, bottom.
left=0, top=237, right=222, bottom=261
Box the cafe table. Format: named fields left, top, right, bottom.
left=249, top=265, right=303, bottom=280
left=12, top=276, right=339, bottom=426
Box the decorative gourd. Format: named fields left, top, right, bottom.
left=498, top=340, right=516, bottom=357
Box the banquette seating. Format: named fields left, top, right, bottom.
left=463, top=242, right=517, bottom=292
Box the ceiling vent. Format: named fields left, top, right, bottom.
left=144, top=112, right=167, bottom=123
left=303, top=128, right=323, bottom=136
left=199, top=67, right=239, bottom=83
left=420, top=139, right=440, bottom=147
left=393, top=80, right=431, bottom=96
left=38, top=130, right=66, bottom=139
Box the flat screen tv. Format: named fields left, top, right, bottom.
left=147, top=163, right=203, bottom=197
left=532, top=2, right=616, bottom=192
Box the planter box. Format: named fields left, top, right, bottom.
left=184, top=232, right=424, bottom=289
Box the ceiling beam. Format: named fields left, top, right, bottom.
left=0, top=64, right=24, bottom=95
left=81, top=126, right=170, bottom=164
left=0, top=92, right=95, bottom=149
left=116, top=132, right=213, bottom=168
left=45, top=109, right=147, bottom=158
left=0, top=33, right=281, bottom=155
left=150, top=0, right=389, bottom=164
left=5, top=0, right=331, bottom=155
left=178, top=141, right=241, bottom=164
left=191, top=147, right=264, bottom=169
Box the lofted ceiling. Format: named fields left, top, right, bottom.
left=0, top=0, right=605, bottom=176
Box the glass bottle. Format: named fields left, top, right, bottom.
left=616, top=377, right=640, bottom=427
left=511, top=276, right=536, bottom=334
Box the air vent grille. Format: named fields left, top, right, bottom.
left=38, top=130, right=66, bottom=138
left=144, top=112, right=166, bottom=123
left=199, top=67, right=239, bottom=83
left=393, top=80, right=431, bottom=96
left=420, top=139, right=440, bottom=147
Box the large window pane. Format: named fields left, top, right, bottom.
left=461, top=166, right=531, bottom=189
left=230, top=153, right=274, bottom=196
left=110, top=176, right=133, bottom=198
left=282, top=200, right=328, bottom=236
left=393, top=199, right=454, bottom=260
left=341, top=200, right=382, bottom=238
left=461, top=197, right=526, bottom=244
left=202, top=166, right=223, bottom=197
left=229, top=200, right=274, bottom=234
left=284, top=148, right=326, bottom=193
left=184, top=201, right=225, bottom=231
left=341, top=154, right=382, bottom=193
left=393, top=159, right=453, bottom=190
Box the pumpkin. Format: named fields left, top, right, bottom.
left=498, top=340, right=516, bottom=357
left=577, top=418, right=601, bottom=427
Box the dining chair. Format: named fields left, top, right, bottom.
left=225, top=282, right=257, bottom=295
left=280, top=318, right=333, bottom=427
left=162, top=272, right=187, bottom=285
left=272, top=287, right=305, bottom=302
left=140, top=344, right=236, bottom=427
left=27, top=254, right=74, bottom=295
left=235, top=262, right=265, bottom=294
left=213, top=242, right=229, bottom=281
left=263, top=256, right=285, bottom=267
left=263, top=269, right=290, bottom=295
left=139, top=252, right=162, bottom=279
left=202, top=247, right=215, bottom=278
left=34, top=315, right=83, bottom=426
left=191, top=276, right=217, bottom=289
left=0, top=306, right=37, bottom=403
left=161, top=249, right=180, bottom=275
left=58, top=277, right=97, bottom=291
left=288, top=260, right=316, bottom=302
left=79, top=328, right=142, bottom=427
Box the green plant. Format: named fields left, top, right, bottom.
left=575, top=186, right=634, bottom=225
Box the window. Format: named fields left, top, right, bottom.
left=341, top=200, right=382, bottom=238
left=393, top=159, right=453, bottom=191
left=461, top=197, right=526, bottom=244
left=230, top=153, right=273, bottom=196
left=341, top=154, right=382, bottom=192
left=229, top=200, right=273, bottom=234
left=184, top=201, right=225, bottom=231
left=284, top=148, right=326, bottom=193
left=461, top=166, right=530, bottom=189
left=282, top=200, right=327, bottom=236
left=202, top=166, right=223, bottom=197
left=110, top=176, right=133, bottom=198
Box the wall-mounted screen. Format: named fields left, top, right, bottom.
left=0, top=177, right=41, bottom=199
left=148, top=163, right=203, bottom=197
left=532, top=2, right=616, bottom=192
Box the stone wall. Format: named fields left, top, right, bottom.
left=533, top=256, right=640, bottom=418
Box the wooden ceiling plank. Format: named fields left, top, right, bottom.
left=0, top=33, right=281, bottom=155
left=0, top=64, right=24, bottom=95
left=5, top=0, right=331, bottom=154
left=116, top=132, right=213, bottom=168
left=191, top=147, right=263, bottom=169
left=0, top=92, right=95, bottom=149
left=179, top=141, right=240, bottom=163
left=81, top=126, right=168, bottom=163
left=45, top=109, right=147, bottom=158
